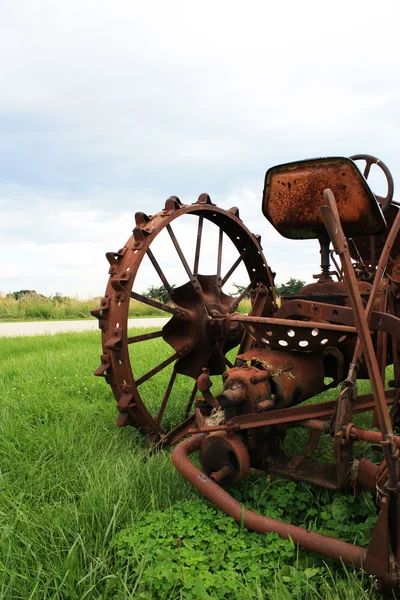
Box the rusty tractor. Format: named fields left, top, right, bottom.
left=92, top=154, right=400, bottom=591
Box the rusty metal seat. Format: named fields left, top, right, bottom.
left=262, top=157, right=386, bottom=240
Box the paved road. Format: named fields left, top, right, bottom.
left=0, top=318, right=169, bottom=337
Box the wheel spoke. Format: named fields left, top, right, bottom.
left=194, top=215, right=204, bottom=275
left=156, top=369, right=177, bottom=425
left=135, top=352, right=181, bottom=387
left=130, top=291, right=178, bottom=315
left=215, top=342, right=233, bottom=370
left=217, top=227, right=223, bottom=279
left=166, top=223, right=207, bottom=303
left=184, top=381, right=198, bottom=417
left=363, top=160, right=372, bottom=179
left=166, top=224, right=193, bottom=279
left=147, top=248, right=173, bottom=294
left=221, top=248, right=248, bottom=286
left=127, top=330, right=163, bottom=344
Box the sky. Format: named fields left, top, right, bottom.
left=1, top=0, right=399, bottom=298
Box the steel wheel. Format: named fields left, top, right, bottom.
left=93, top=193, right=275, bottom=445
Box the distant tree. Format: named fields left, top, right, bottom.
left=231, top=282, right=251, bottom=299
left=143, top=285, right=174, bottom=304
left=50, top=292, right=68, bottom=303
left=275, top=278, right=305, bottom=297
left=12, top=290, right=38, bottom=300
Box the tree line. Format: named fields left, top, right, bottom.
left=142, top=278, right=305, bottom=303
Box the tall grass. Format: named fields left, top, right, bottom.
left=0, top=332, right=382, bottom=599
left=0, top=295, right=251, bottom=321
left=0, top=296, right=165, bottom=321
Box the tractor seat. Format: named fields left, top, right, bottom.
left=262, top=157, right=386, bottom=240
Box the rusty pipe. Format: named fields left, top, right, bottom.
left=172, top=435, right=367, bottom=568
left=210, top=464, right=233, bottom=484
left=356, top=458, right=381, bottom=494
left=229, top=313, right=356, bottom=334
left=297, top=419, right=331, bottom=433
left=349, top=426, right=400, bottom=448
left=299, top=420, right=400, bottom=448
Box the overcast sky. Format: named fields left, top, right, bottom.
left=1, top=0, right=399, bottom=298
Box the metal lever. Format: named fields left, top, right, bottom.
left=320, top=188, right=399, bottom=491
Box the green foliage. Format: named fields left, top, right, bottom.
left=143, top=285, right=174, bottom=304
left=116, top=499, right=295, bottom=599
left=50, top=291, right=68, bottom=303
left=275, top=278, right=305, bottom=297
left=231, top=282, right=251, bottom=299
left=116, top=478, right=378, bottom=599
left=11, top=289, right=38, bottom=299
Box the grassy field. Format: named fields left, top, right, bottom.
left=0, top=295, right=252, bottom=322
left=0, top=296, right=165, bottom=321
left=0, top=331, right=386, bottom=599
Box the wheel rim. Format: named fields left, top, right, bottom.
left=93, top=194, right=275, bottom=445
left=350, top=153, right=394, bottom=212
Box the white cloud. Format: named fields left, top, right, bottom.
left=0, top=0, right=399, bottom=297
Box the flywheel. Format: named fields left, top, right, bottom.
left=92, top=193, right=275, bottom=445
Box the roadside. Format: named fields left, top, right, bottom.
left=0, top=317, right=169, bottom=337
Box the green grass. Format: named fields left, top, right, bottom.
left=0, top=296, right=251, bottom=322
left=0, top=332, right=385, bottom=599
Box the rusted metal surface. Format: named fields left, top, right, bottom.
left=189, top=390, right=397, bottom=435
left=229, top=313, right=356, bottom=351
left=321, top=189, right=400, bottom=491
left=351, top=206, right=400, bottom=270
left=92, top=197, right=274, bottom=442
left=262, top=157, right=385, bottom=239
left=291, top=278, right=372, bottom=306
left=199, top=431, right=250, bottom=486
left=300, top=421, right=400, bottom=450
left=94, top=153, right=400, bottom=589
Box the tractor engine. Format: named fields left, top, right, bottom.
left=195, top=349, right=326, bottom=473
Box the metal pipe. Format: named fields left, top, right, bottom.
left=297, top=419, right=330, bottom=433
left=187, top=390, right=397, bottom=435
left=298, top=420, right=400, bottom=448
left=349, top=426, right=400, bottom=448
left=172, top=435, right=367, bottom=568
left=210, top=465, right=233, bottom=484
left=229, top=313, right=356, bottom=333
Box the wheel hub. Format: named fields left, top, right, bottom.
left=163, top=274, right=242, bottom=378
